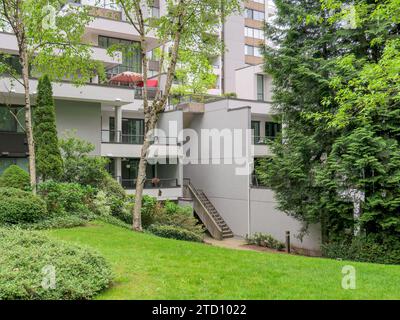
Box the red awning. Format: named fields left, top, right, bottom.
left=136, top=79, right=159, bottom=88
left=109, top=72, right=143, bottom=85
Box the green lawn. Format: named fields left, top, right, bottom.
left=46, top=222, right=400, bottom=300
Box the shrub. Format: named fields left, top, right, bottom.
left=0, top=165, right=30, bottom=190
left=15, top=215, right=90, bottom=230
left=0, top=228, right=112, bottom=299
left=97, top=215, right=131, bottom=230
left=148, top=224, right=204, bottom=242
left=59, top=132, right=109, bottom=187
left=99, top=174, right=126, bottom=217
left=246, top=233, right=285, bottom=251
left=0, top=188, right=47, bottom=225
left=38, top=181, right=95, bottom=217
left=321, top=235, right=400, bottom=265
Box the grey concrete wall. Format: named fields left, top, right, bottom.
left=183, top=102, right=252, bottom=236
left=55, top=100, right=102, bottom=155
left=156, top=110, right=183, bottom=144
left=183, top=99, right=322, bottom=251
left=223, top=13, right=246, bottom=94
left=250, top=188, right=321, bottom=251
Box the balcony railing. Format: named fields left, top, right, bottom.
left=101, top=130, right=178, bottom=145
left=116, top=177, right=180, bottom=190
left=253, top=136, right=276, bottom=145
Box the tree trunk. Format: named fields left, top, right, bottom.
left=20, top=47, right=37, bottom=192
left=132, top=121, right=155, bottom=231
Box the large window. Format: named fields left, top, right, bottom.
left=109, top=117, right=144, bottom=144
left=0, top=105, right=25, bottom=132
left=245, top=45, right=262, bottom=57
left=265, top=122, right=282, bottom=139
left=0, top=158, right=28, bottom=175
left=99, top=36, right=141, bottom=74
left=257, top=74, right=264, bottom=101
left=245, top=27, right=264, bottom=40
left=245, top=8, right=265, bottom=21
left=251, top=121, right=260, bottom=143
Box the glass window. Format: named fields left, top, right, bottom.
left=99, top=36, right=142, bottom=74
left=257, top=74, right=264, bottom=101
left=265, top=122, right=282, bottom=139
left=254, top=47, right=263, bottom=57
left=245, top=45, right=254, bottom=56
left=151, top=7, right=160, bottom=18
left=251, top=121, right=260, bottom=143
left=253, top=10, right=265, bottom=21
left=0, top=105, right=25, bottom=132
left=0, top=158, right=28, bottom=175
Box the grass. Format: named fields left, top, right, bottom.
left=46, top=222, right=400, bottom=300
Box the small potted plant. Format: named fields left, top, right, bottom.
left=151, top=177, right=160, bottom=187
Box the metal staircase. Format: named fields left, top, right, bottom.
left=184, top=180, right=234, bottom=240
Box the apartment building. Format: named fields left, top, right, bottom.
left=0, top=0, right=321, bottom=252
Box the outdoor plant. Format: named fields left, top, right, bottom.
left=38, top=181, right=95, bottom=218
left=0, top=165, right=30, bottom=190
left=0, top=228, right=112, bottom=299
left=0, top=187, right=47, bottom=225
left=246, top=233, right=285, bottom=251
left=148, top=224, right=204, bottom=243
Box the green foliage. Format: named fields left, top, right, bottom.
left=0, top=1, right=103, bottom=85
left=0, top=188, right=47, bottom=225
left=245, top=233, right=285, bottom=251
left=148, top=224, right=203, bottom=243
left=15, top=215, right=89, bottom=231
left=0, top=228, right=111, bottom=299
left=0, top=165, right=30, bottom=190
left=37, top=181, right=95, bottom=218
left=260, top=0, right=400, bottom=243
left=59, top=132, right=109, bottom=187
left=34, top=75, right=63, bottom=181
left=322, top=235, right=400, bottom=265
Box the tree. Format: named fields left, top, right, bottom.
left=59, top=131, right=109, bottom=188
left=0, top=0, right=103, bottom=192
left=115, top=0, right=240, bottom=231
left=34, top=74, right=62, bottom=181
left=258, top=0, right=400, bottom=242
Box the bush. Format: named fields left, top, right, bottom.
left=0, top=188, right=47, bottom=225
left=245, top=233, right=285, bottom=251
left=99, top=174, right=126, bottom=217
left=38, top=181, right=95, bottom=218
left=59, top=132, right=109, bottom=187
left=0, top=228, right=112, bottom=299
left=15, top=215, right=90, bottom=230
left=148, top=224, right=204, bottom=242
left=0, top=165, right=30, bottom=190
left=321, top=235, right=400, bottom=265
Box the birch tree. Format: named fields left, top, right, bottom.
left=116, top=0, right=240, bottom=231
left=0, top=0, right=103, bottom=192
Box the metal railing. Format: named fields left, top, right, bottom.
left=101, top=130, right=144, bottom=144
left=101, top=130, right=178, bottom=145
left=253, top=136, right=277, bottom=145
left=116, top=177, right=180, bottom=190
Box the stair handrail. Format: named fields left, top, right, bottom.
left=185, top=181, right=223, bottom=234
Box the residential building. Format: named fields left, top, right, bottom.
left=0, top=0, right=321, bottom=253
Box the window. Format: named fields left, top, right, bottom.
left=265, top=122, right=282, bottom=139
left=84, top=0, right=120, bottom=10
left=244, top=8, right=265, bottom=21
left=251, top=121, right=260, bottom=143
left=151, top=7, right=160, bottom=18
left=253, top=0, right=265, bottom=3
left=245, top=27, right=264, bottom=40
left=110, top=117, right=144, bottom=144
left=0, top=105, right=25, bottom=132
left=98, top=36, right=141, bottom=74
left=257, top=75, right=264, bottom=101
left=245, top=45, right=263, bottom=57
left=0, top=158, right=28, bottom=175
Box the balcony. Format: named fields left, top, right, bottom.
left=115, top=176, right=182, bottom=200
